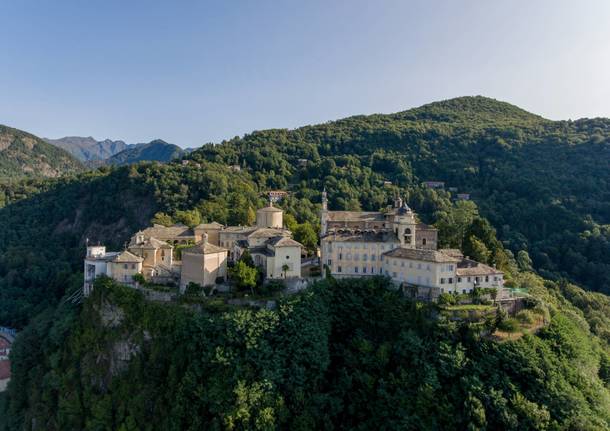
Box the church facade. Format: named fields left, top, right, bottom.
left=320, top=190, right=503, bottom=295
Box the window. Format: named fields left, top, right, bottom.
left=371, top=267, right=375, bottom=274
left=327, top=259, right=332, bottom=266
left=363, top=254, right=368, bottom=261
left=475, top=277, right=480, bottom=283
left=422, top=238, right=427, bottom=246
left=463, top=289, right=467, bottom=294
left=380, top=255, right=384, bottom=261
left=339, top=253, right=343, bottom=260
left=485, top=276, right=489, bottom=282
left=467, top=277, right=472, bottom=282
left=409, top=262, right=413, bottom=268
left=371, top=255, right=376, bottom=261
left=355, top=267, right=359, bottom=273
left=393, top=260, right=397, bottom=266
left=457, top=277, right=462, bottom=283
left=362, top=267, right=367, bottom=274
left=401, top=261, right=405, bottom=267
left=426, top=264, right=431, bottom=271
left=131, top=264, right=136, bottom=269
left=417, top=263, right=422, bottom=269
left=338, top=266, right=342, bottom=273
left=440, top=278, right=446, bottom=284
left=124, top=264, right=128, bottom=269
left=448, top=264, right=454, bottom=271
left=448, top=278, right=454, bottom=284
left=392, top=272, right=397, bottom=277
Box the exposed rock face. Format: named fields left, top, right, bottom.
left=0, top=124, right=83, bottom=178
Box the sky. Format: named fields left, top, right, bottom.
left=1, top=0, right=610, bottom=148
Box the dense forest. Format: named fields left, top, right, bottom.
left=1, top=96, right=610, bottom=429
left=2, top=274, right=610, bottom=430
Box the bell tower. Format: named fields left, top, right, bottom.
left=320, top=187, right=329, bottom=236
left=393, top=201, right=417, bottom=248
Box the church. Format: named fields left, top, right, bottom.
left=320, top=190, right=503, bottom=296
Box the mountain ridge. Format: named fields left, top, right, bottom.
left=0, top=125, right=83, bottom=179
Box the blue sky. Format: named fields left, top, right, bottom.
left=1, top=1, right=609, bottom=148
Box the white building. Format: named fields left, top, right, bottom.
left=382, top=248, right=503, bottom=294
left=83, top=245, right=143, bottom=296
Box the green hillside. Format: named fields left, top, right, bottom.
left=1, top=97, right=610, bottom=429
left=105, top=139, right=185, bottom=166
left=0, top=125, right=83, bottom=179
left=191, top=96, right=610, bottom=294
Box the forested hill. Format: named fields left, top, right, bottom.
left=1, top=96, right=610, bottom=429
left=105, top=139, right=185, bottom=166
left=0, top=125, right=83, bottom=179
left=192, top=96, right=610, bottom=294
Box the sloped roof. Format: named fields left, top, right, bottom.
left=140, top=224, right=194, bottom=239
left=247, top=228, right=289, bottom=239
left=182, top=241, right=227, bottom=255
left=326, top=211, right=385, bottom=222
left=267, top=236, right=302, bottom=248
left=129, top=236, right=173, bottom=249
left=322, top=230, right=400, bottom=243
left=195, top=222, right=224, bottom=229
left=257, top=205, right=283, bottom=213
left=111, top=250, right=144, bottom=263
left=456, top=259, right=503, bottom=276
left=383, top=248, right=460, bottom=263
left=440, top=248, right=464, bottom=259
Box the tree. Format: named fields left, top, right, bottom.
left=230, top=261, right=258, bottom=294
left=516, top=250, right=533, bottom=272
left=246, top=207, right=256, bottom=226
left=293, top=222, right=318, bottom=255
left=282, top=264, right=290, bottom=278
left=463, top=236, right=491, bottom=263
left=284, top=213, right=298, bottom=231
left=151, top=212, right=174, bottom=226
left=174, top=209, right=201, bottom=227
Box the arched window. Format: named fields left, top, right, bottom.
left=422, top=238, right=427, bottom=246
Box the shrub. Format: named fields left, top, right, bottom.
left=438, top=293, right=457, bottom=305
left=516, top=309, right=536, bottom=324
left=185, top=282, right=203, bottom=296
left=498, top=318, right=520, bottom=333
left=132, top=273, right=146, bottom=284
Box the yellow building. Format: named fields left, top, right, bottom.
left=180, top=236, right=228, bottom=292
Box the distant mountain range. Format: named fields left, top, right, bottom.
left=45, top=136, right=188, bottom=167
left=104, top=139, right=185, bottom=166
left=44, top=136, right=129, bottom=162
left=0, top=125, right=83, bottom=179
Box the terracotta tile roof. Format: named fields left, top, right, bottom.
left=383, top=248, right=460, bottom=263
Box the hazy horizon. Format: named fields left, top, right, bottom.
left=2, top=0, right=610, bottom=148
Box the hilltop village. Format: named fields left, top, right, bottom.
left=84, top=190, right=503, bottom=300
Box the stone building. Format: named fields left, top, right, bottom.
left=180, top=234, right=228, bottom=292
